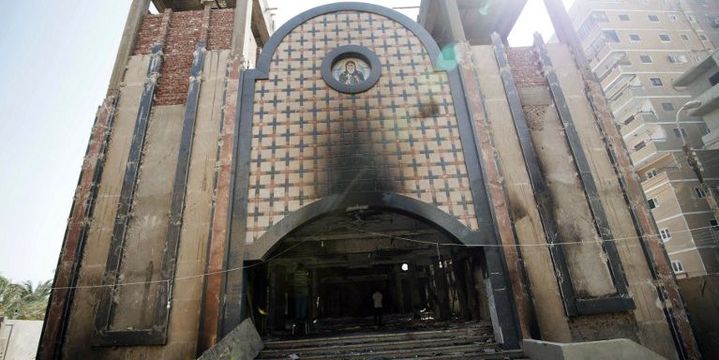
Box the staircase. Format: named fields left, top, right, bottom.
left=256, top=322, right=526, bottom=360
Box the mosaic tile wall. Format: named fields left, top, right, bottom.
left=246, top=11, right=478, bottom=242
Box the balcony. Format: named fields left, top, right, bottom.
left=600, top=64, right=636, bottom=91
left=702, top=130, right=719, bottom=150
left=641, top=170, right=670, bottom=190
left=621, top=112, right=659, bottom=138
left=629, top=139, right=675, bottom=167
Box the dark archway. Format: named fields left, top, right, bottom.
left=246, top=192, right=491, bottom=261
left=245, top=199, right=492, bottom=339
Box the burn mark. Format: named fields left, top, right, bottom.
left=419, top=98, right=440, bottom=118
left=323, top=114, right=400, bottom=196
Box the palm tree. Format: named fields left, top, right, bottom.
left=0, top=274, right=52, bottom=320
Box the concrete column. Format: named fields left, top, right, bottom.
left=432, top=260, right=452, bottom=321
left=108, top=0, right=152, bottom=95
left=231, top=0, right=253, bottom=54
left=310, top=269, right=319, bottom=321
left=542, top=0, right=701, bottom=358
left=392, top=265, right=405, bottom=313
left=473, top=263, right=490, bottom=321
left=408, top=264, right=421, bottom=317
left=452, top=256, right=472, bottom=320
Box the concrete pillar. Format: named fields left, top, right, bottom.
left=392, top=265, right=405, bottom=313
left=231, top=0, right=253, bottom=54
left=108, top=0, right=152, bottom=95
left=542, top=0, right=701, bottom=358
left=310, top=269, right=319, bottom=321
left=473, top=262, right=490, bottom=321
left=453, top=256, right=472, bottom=320
left=408, top=264, right=421, bottom=317
left=432, top=260, right=452, bottom=320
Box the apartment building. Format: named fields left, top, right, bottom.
left=568, top=0, right=719, bottom=278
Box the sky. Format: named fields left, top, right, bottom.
left=0, top=0, right=572, bottom=284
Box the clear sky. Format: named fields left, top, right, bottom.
left=0, top=0, right=571, bottom=284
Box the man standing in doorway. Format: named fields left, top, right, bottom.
left=372, top=289, right=383, bottom=327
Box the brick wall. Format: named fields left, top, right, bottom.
left=132, top=9, right=234, bottom=106
left=133, top=14, right=163, bottom=55
left=208, top=9, right=234, bottom=50
left=156, top=11, right=204, bottom=105
left=506, top=47, right=546, bottom=88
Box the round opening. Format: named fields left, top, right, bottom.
left=401, top=263, right=409, bottom=272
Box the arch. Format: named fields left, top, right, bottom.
left=249, top=192, right=490, bottom=261
left=253, top=2, right=448, bottom=78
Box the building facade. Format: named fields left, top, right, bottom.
left=39, top=0, right=701, bottom=359
left=569, top=0, right=719, bottom=278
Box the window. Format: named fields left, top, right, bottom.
left=659, top=33, right=672, bottom=42
left=694, top=187, right=707, bottom=198
left=603, top=30, right=621, bottom=43
left=662, top=102, right=675, bottom=111
left=650, top=77, right=663, bottom=86
left=688, top=15, right=696, bottom=23
left=619, top=14, right=631, bottom=21
left=629, top=33, right=641, bottom=41
left=646, top=168, right=658, bottom=178
left=660, top=228, right=671, bottom=241
left=668, top=54, right=689, bottom=64
left=681, top=34, right=689, bottom=41
left=710, top=219, right=719, bottom=231
left=592, top=11, right=609, bottom=22
left=634, top=141, right=647, bottom=151
left=648, top=14, right=660, bottom=22
left=709, top=72, right=719, bottom=86
left=670, top=15, right=678, bottom=22
left=671, top=260, right=684, bottom=273
left=673, top=127, right=687, bottom=138
left=648, top=198, right=659, bottom=209
left=699, top=34, right=707, bottom=41
left=640, top=55, right=653, bottom=63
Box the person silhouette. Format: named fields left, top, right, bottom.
left=339, top=60, right=365, bottom=85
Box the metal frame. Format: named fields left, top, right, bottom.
left=321, top=45, right=381, bottom=94
left=93, top=42, right=167, bottom=346
left=532, top=34, right=634, bottom=315
left=221, top=2, right=522, bottom=349
left=94, top=31, right=208, bottom=346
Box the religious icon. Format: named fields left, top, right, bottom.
left=332, top=58, right=370, bottom=86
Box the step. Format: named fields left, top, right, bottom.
left=394, top=349, right=528, bottom=360
left=263, top=325, right=492, bottom=349
left=257, top=343, right=498, bottom=360
left=259, top=336, right=494, bottom=357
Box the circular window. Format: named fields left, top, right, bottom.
left=321, top=45, right=381, bottom=94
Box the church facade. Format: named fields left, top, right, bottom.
left=39, top=1, right=701, bottom=359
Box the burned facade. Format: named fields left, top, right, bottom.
left=40, top=0, right=702, bottom=359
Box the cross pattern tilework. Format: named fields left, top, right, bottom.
left=246, top=11, right=478, bottom=243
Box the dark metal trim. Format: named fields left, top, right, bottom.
left=156, top=39, right=208, bottom=333
left=490, top=33, right=579, bottom=317
left=575, top=296, right=637, bottom=315
left=452, top=49, right=522, bottom=350
left=94, top=43, right=166, bottom=346
left=253, top=192, right=485, bottom=260
left=253, top=2, right=445, bottom=76
left=533, top=34, right=634, bottom=314
left=221, top=3, right=520, bottom=349
left=321, top=45, right=381, bottom=94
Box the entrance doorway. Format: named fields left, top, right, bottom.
left=245, top=207, right=492, bottom=338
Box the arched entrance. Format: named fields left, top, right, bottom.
left=243, top=193, right=493, bottom=337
